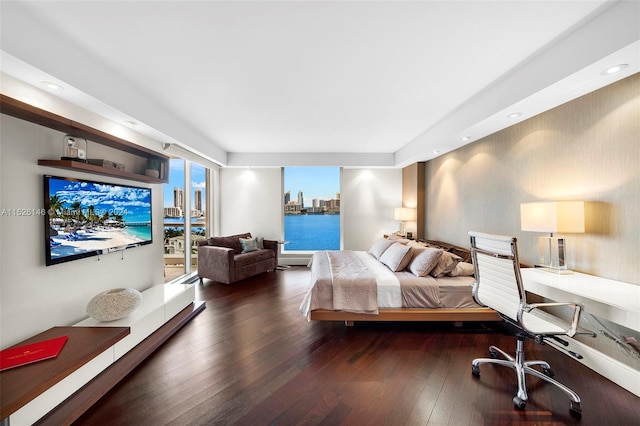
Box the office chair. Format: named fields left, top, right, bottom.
left=468, top=231, right=583, bottom=416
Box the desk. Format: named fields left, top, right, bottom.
left=521, top=268, right=640, bottom=397
left=521, top=268, right=640, bottom=332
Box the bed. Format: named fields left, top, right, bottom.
left=299, top=238, right=501, bottom=325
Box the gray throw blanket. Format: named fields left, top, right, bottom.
left=299, top=250, right=378, bottom=317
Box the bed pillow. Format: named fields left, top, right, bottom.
left=408, top=240, right=427, bottom=248
left=447, top=261, right=475, bottom=277
left=407, top=246, right=444, bottom=277
left=368, top=238, right=395, bottom=260
left=379, top=242, right=413, bottom=272
left=387, top=234, right=411, bottom=244
left=430, top=251, right=463, bottom=278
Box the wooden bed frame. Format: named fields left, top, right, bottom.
left=309, top=307, right=501, bottom=326
left=307, top=240, right=504, bottom=326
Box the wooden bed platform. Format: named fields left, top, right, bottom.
left=309, top=307, right=501, bottom=326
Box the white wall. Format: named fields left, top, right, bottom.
left=0, top=114, right=165, bottom=347
left=342, top=168, right=402, bottom=251
left=219, top=168, right=282, bottom=240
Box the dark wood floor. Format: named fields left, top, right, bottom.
left=74, top=267, right=639, bottom=426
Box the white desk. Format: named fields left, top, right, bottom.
left=521, top=268, right=639, bottom=332
left=521, top=268, right=640, bottom=397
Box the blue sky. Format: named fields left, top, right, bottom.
left=163, top=163, right=339, bottom=209
left=163, top=160, right=207, bottom=208
left=284, top=167, right=340, bottom=206
left=48, top=176, right=151, bottom=222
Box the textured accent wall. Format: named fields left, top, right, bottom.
left=401, top=162, right=425, bottom=240
left=424, top=72, right=639, bottom=285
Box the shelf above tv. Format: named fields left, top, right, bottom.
left=38, top=160, right=166, bottom=184
left=1, top=94, right=170, bottom=184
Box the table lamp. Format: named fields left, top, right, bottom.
left=520, top=201, right=584, bottom=273
left=394, top=207, right=416, bottom=237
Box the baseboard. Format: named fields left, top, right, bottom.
left=278, top=256, right=312, bottom=266
left=547, top=336, right=640, bottom=397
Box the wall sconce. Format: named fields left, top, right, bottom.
left=394, top=207, right=416, bottom=237
left=520, top=201, right=585, bottom=273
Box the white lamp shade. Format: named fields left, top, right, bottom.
left=394, top=207, right=416, bottom=221
left=520, top=201, right=585, bottom=233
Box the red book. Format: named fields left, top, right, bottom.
left=0, top=335, right=68, bottom=371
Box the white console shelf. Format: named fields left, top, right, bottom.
left=75, top=284, right=196, bottom=359
left=6, top=284, right=202, bottom=426
left=521, top=268, right=640, bottom=397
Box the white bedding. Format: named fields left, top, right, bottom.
left=354, top=251, right=401, bottom=308
left=300, top=250, right=478, bottom=318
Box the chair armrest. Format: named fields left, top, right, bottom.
left=263, top=239, right=279, bottom=266
left=524, top=302, right=582, bottom=337
left=197, top=245, right=234, bottom=283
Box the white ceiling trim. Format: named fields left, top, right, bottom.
left=395, top=0, right=640, bottom=167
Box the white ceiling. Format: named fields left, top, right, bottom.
left=1, top=1, right=639, bottom=167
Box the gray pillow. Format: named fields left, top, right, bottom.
left=448, top=261, right=475, bottom=277
left=368, top=238, right=395, bottom=260
left=240, top=237, right=259, bottom=253
left=430, top=251, right=463, bottom=278
left=379, top=242, right=413, bottom=272
left=408, top=247, right=444, bottom=277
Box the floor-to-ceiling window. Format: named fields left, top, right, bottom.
left=283, top=167, right=340, bottom=251
left=163, top=159, right=209, bottom=282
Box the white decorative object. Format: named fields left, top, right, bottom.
left=86, top=288, right=142, bottom=322
left=144, top=169, right=160, bottom=178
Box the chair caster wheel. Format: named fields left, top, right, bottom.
left=570, top=401, right=582, bottom=417
left=513, top=396, right=526, bottom=410
left=542, top=367, right=555, bottom=378
left=471, top=365, right=480, bottom=377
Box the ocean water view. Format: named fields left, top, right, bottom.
left=123, top=225, right=152, bottom=241
left=284, top=214, right=340, bottom=251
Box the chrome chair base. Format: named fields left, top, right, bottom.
left=471, top=333, right=582, bottom=416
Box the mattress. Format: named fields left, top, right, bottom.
left=300, top=250, right=480, bottom=318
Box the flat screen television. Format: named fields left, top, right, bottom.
left=44, top=175, right=153, bottom=266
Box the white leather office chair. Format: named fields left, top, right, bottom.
left=468, top=231, right=584, bottom=416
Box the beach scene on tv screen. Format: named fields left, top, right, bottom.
left=48, top=177, right=152, bottom=259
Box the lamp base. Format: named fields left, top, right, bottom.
left=398, top=222, right=407, bottom=237
left=538, top=236, right=570, bottom=271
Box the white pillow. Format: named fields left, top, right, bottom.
left=379, top=243, right=413, bottom=272
left=407, top=247, right=443, bottom=277
left=368, top=238, right=395, bottom=260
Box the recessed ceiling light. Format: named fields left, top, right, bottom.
left=602, top=64, right=629, bottom=75
left=124, top=120, right=138, bottom=126
left=41, top=81, right=63, bottom=91
left=461, top=136, right=471, bottom=141
left=507, top=112, right=522, bottom=118
left=433, top=150, right=440, bottom=154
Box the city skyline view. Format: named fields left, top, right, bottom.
left=163, top=159, right=206, bottom=216
left=284, top=167, right=340, bottom=208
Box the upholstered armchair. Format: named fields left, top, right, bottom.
left=197, top=233, right=278, bottom=284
